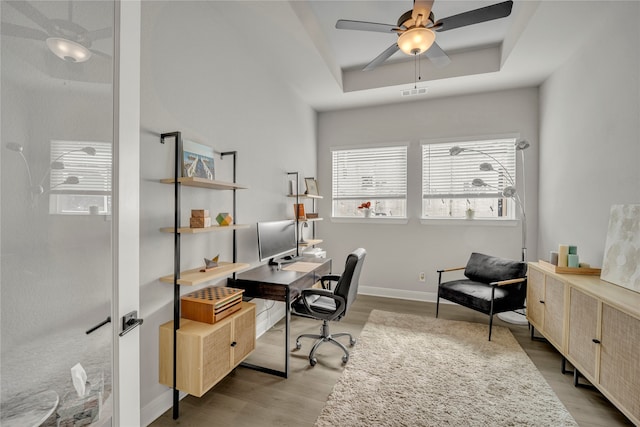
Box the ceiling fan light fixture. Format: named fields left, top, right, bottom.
left=46, top=37, right=92, bottom=63
left=397, top=27, right=435, bottom=55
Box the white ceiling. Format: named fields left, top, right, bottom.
left=2, top=1, right=612, bottom=112
left=222, top=0, right=610, bottom=112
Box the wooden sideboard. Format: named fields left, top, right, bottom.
left=527, top=262, right=640, bottom=425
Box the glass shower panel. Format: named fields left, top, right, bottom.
left=1, top=1, right=114, bottom=425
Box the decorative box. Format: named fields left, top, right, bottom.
left=190, top=216, right=212, bottom=228
left=181, top=286, right=244, bottom=324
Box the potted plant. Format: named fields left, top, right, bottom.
left=465, top=201, right=475, bottom=220
left=358, top=201, right=372, bottom=217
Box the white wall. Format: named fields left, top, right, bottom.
left=317, top=88, right=538, bottom=300
left=538, top=1, right=640, bottom=267
left=138, top=2, right=317, bottom=423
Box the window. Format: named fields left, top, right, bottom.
left=422, top=138, right=517, bottom=219
left=49, top=140, right=112, bottom=215
left=332, top=145, right=407, bottom=218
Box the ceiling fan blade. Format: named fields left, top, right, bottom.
left=363, top=43, right=400, bottom=71
left=435, top=0, right=513, bottom=32
left=1, top=22, right=47, bottom=40
left=424, top=41, right=451, bottom=67
left=88, top=27, right=112, bottom=41
left=336, top=19, right=401, bottom=34
left=412, top=0, right=434, bottom=23
left=5, top=1, right=55, bottom=35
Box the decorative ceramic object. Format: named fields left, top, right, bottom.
left=216, top=212, right=232, bottom=226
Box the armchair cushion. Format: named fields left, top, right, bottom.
left=464, top=252, right=527, bottom=284
left=438, top=279, right=525, bottom=314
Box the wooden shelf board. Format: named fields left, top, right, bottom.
left=160, top=224, right=250, bottom=234
left=160, top=177, right=247, bottom=190
left=287, top=194, right=323, bottom=199
left=299, top=239, right=323, bottom=247
left=538, top=260, right=601, bottom=276
left=159, top=262, right=251, bottom=286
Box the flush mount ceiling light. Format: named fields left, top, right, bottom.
left=397, top=27, right=435, bottom=55
left=45, top=37, right=92, bottom=63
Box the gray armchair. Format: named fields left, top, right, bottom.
left=436, top=252, right=527, bottom=340
left=291, top=248, right=366, bottom=366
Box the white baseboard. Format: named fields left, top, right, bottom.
left=358, top=286, right=439, bottom=303
left=142, top=388, right=187, bottom=426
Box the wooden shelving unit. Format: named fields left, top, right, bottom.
left=159, top=262, right=250, bottom=286
left=286, top=172, right=324, bottom=255
left=159, top=131, right=247, bottom=420
left=160, top=224, right=250, bottom=234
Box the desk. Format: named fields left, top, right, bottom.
left=228, top=257, right=331, bottom=378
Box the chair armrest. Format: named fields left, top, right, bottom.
left=320, top=274, right=341, bottom=289
left=436, top=267, right=465, bottom=273
left=437, top=266, right=466, bottom=285
left=490, top=277, right=527, bottom=286
left=300, top=288, right=346, bottom=321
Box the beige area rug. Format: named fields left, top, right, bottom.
left=315, top=310, right=577, bottom=427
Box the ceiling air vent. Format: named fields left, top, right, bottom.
left=401, top=87, right=428, bottom=97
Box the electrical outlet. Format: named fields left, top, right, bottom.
left=419, top=272, right=426, bottom=282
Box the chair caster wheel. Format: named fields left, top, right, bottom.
left=342, top=355, right=349, bottom=364
left=309, top=358, right=317, bottom=366
left=295, top=341, right=301, bottom=350
left=350, top=338, right=356, bottom=346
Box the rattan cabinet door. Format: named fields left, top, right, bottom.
left=527, top=267, right=545, bottom=329
left=568, top=288, right=599, bottom=380
left=543, top=275, right=565, bottom=349
left=599, top=304, right=640, bottom=422
left=232, top=303, right=256, bottom=366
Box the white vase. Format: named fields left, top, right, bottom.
left=362, top=208, right=372, bottom=218
left=465, top=210, right=475, bottom=220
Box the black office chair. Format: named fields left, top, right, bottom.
left=291, top=248, right=366, bottom=366
left=436, top=252, right=527, bottom=341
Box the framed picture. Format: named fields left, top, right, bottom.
left=181, top=139, right=215, bottom=180
left=304, top=177, right=319, bottom=196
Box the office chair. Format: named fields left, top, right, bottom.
left=436, top=252, right=527, bottom=341
left=291, top=248, right=366, bottom=366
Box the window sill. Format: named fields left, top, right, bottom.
left=331, top=217, right=409, bottom=225
left=420, top=218, right=518, bottom=226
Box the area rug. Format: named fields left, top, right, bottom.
left=315, top=310, right=577, bottom=427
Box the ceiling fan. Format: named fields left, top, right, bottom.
left=336, top=0, right=513, bottom=71
left=2, top=0, right=112, bottom=63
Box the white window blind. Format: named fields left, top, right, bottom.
left=332, top=145, right=407, bottom=218
left=49, top=140, right=112, bottom=214
left=422, top=138, right=516, bottom=219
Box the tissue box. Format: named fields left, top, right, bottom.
left=57, top=374, right=104, bottom=427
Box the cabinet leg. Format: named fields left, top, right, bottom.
left=561, top=357, right=574, bottom=375
left=573, top=368, right=596, bottom=389
left=530, top=325, right=548, bottom=342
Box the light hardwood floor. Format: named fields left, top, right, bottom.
left=150, top=295, right=633, bottom=426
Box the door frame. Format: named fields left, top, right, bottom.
left=113, top=0, right=141, bottom=424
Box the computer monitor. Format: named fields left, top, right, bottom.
left=257, top=220, right=298, bottom=265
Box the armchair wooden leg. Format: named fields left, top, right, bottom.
left=436, top=292, right=440, bottom=318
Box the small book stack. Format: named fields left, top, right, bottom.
left=190, top=209, right=211, bottom=228
left=181, top=286, right=244, bottom=324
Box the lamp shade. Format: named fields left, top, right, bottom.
left=397, top=27, right=435, bottom=55
left=46, top=38, right=92, bottom=63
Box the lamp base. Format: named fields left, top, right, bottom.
left=497, top=310, right=528, bottom=325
